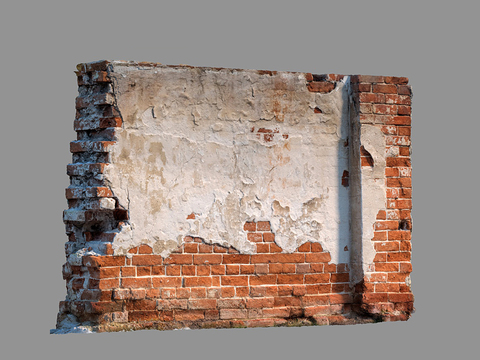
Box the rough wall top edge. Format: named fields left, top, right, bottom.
left=75, top=60, right=410, bottom=84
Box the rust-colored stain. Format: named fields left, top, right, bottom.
left=342, top=170, right=349, bottom=187
left=187, top=213, right=195, bottom=220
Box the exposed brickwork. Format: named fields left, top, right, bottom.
left=55, top=63, right=413, bottom=332
left=59, top=223, right=361, bottom=329
left=350, top=75, right=414, bottom=321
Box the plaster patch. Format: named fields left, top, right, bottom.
left=105, top=64, right=351, bottom=262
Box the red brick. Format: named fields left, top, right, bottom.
left=164, top=254, right=193, bottom=265
left=305, top=274, right=330, bottom=284
left=297, top=242, right=311, bottom=252
left=399, top=147, right=411, bottom=156
left=269, top=243, right=282, bottom=253
left=384, top=76, right=408, bottom=85
left=197, top=265, right=211, bottom=276
left=244, top=222, right=256, bottom=231
left=137, top=266, right=151, bottom=277
left=256, top=221, right=270, bottom=231
left=131, top=255, right=163, bottom=266
left=191, top=288, right=208, bottom=298
left=222, top=254, right=250, bottom=264
left=372, top=84, right=397, bottom=94
left=246, top=297, right=275, bottom=309
left=198, top=244, right=213, bottom=253
left=385, top=94, right=411, bottom=105
left=277, top=274, right=304, bottom=284
left=362, top=293, right=388, bottom=303
left=400, top=263, right=412, bottom=273
left=389, top=293, right=413, bottom=303
left=375, top=221, right=399, bottom=230
left=305, top=253, right=330, bottom=263
left=331, top=284, right=348, bottom=293
left=359, top=93, right=385, bottom=103
left=385, top=116, right=411, bottom=126
left=263, top=233, right=275, bottom=242
left=274, top=296, right=302, bottom=307
left=161, top=288, right=176, bottom=299
left=375, top=262, right=399, bottom=272
left=311, top=243, right=323, bottom=252
left=397, top=85, right=412, bottom=95
left=303, top=295, right=330, bottom=306
left=387, top=178, right=412, bottom=190
left=277, top=285, right=293, bottom=296
left=181, top=265, right=195, bottom=276
left=373, top=104, right=397, bottom=115
left=388, top=273, right=409, bottom=282
left=128, top=311, right=160, bottom=322
left=151, top=266, right=165, bottom=276
left=331, top=273, right=349, bottom=283
left=219, top=309, right=247, bottom=320
left=166, top=265, right=181, bottom=276
left=387, top=252, right=411, bottom=262
left=125, top=299, right=157, bottom=311
left=369, top=273, right=387, bottom=282
left=221, top=287, right=235, bottom=298
left=373, top=253, right=387, bottom=263
left=372, top=231, right=387, bottom=241
left=83, top=256, right=125, bottom=267
left=324, top=264, right=337, bottom=274
left=375, top=241, right=399, bottom=252
left=121, top=277, right=151, bottom=289
left=184, top=243, right=198, bottom=253
left=256, top=243, right=269, bottom=253
left=193, top=254, right=222, bottom=265
left=388, top=231, right=411, bottom=240
left=137, top=245, right=153, bottom=254
left=120, top=267, right=135, bottom=277
left=240, top=264, right=255, bottom=274
left=213, top=245, right=228, bottom=253
left=225, top=265, right=240, bottom=275
left=376, top=210, right=387, bottom=220
left=221, top=276, right=249, bottom=286
left=396, top=200, right=412, bottom=209
left=205, top=310, right=220, bottom=320
left=185, top=277, right=215, bottom=288
left=175, top=310, right=204, bottom=321
left=296, top=264, right=311, bottom=274
left=269, top=263, right=295, bottom=274
left=188, top=299, right=217, bottom=310
left=292, top=285, right=307, bottom=296
left=247, top=233, right=263, bottom=242
left=329, top=294, right=353, bottom=304
left=262, top=308, right=290, bottom=318
left=156, top=299, right=188, bottom=310
left=152, top=277, right=182, bottom=287
left=353, top=83, right=369, bottom=93
left=400, top=240, right=412, bottom=251
left=308, top=81, right=335, bottom=92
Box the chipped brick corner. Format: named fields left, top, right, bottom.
left=53, top=61, right=413, bottom=333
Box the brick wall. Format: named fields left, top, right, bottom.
left=54, top=61, right=413, bottom=333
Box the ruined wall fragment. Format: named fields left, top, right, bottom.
left=53, top=62, right=413, bottom=333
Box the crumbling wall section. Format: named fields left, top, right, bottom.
left=54, top=61, right=413, bottom=333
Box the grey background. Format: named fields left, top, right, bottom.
left=1, top=0, right=477, bottom=358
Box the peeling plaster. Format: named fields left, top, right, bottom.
left=359, top=125, right=387, bottom=278
left=103, top=64, right=352, bottom=262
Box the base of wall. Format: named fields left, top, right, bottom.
left=53, top=311, right=412, bottom=334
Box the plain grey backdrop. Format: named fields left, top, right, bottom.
left=1, top=0, right=477, bottom=358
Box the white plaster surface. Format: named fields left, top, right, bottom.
left=104, top=63, right=351, bottom=263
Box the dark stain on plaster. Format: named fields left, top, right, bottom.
left=342, top=170, right=349, bottom=187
